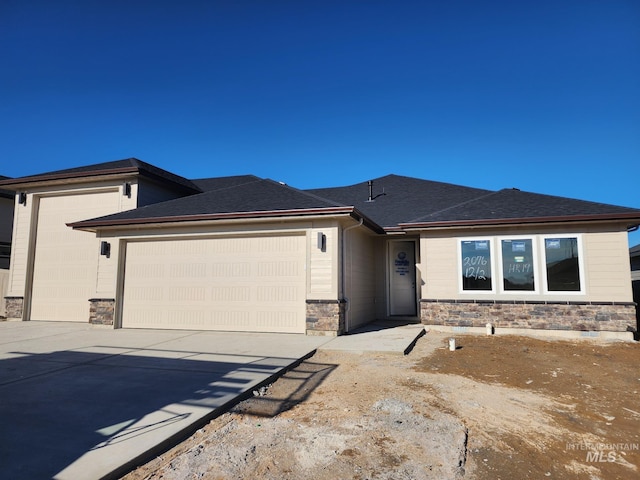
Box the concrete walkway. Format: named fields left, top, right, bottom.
left=0, top=320, right=424, bottom=480
left=320, top=320, right=426, bottom=355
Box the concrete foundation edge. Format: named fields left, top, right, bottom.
left=424, top=324, right=635, bottom=342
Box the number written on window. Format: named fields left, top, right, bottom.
left=461, top=240, right=492, bottom=290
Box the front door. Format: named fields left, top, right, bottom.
left=388, top=240, right=417, bottom=316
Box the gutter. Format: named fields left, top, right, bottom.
left=399, top=212, right=640, bottom=230
left=0, top=166, right=200, bottom=195
left=68, top=206, right=385, bottom=233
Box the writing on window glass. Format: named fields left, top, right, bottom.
left=502, top=239, right=535, bottom=291
left=461, top=240, right=492, bottom=290
left=463, top=254, right=488, bottom=280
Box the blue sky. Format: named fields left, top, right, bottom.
left=1, top=1, right=639, bottom=245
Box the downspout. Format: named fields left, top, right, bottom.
left=341, top=216, right=364, bottom=333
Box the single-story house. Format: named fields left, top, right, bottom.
left=1, top=158, right=639, bottom=338
left=631, top=244, right=640, bottom=280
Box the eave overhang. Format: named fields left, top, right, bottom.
left=0, top=167, right=199, bottom=194
left=68, top=206, right=386, bottom=234
left=399, top=212, right=640, bottom=231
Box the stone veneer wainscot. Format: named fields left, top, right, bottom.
left=420, top=299, right=637, bottom=333
left=89, top=298, right=115, bottom=326
left=306, top=300, right=346, bottom=336
left=4, top=296, right=24, bottom=320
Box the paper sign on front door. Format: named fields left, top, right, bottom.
left=388, top=241, right=417, bottom=316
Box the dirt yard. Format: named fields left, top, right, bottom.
left=122, top=331, right=640, bottom=480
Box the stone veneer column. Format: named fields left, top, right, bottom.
left=306, top=300, right=346, bottom=336
left=420, top=299, right=637, bottom=333
left=89, top=298, right=116, bottom=326
left=4, top=297, right=24, bottom=320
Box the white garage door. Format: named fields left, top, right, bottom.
left=121, top=235, right=307, bottom=333
left=30, top=191, right=120, bottom=322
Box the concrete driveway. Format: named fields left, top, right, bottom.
left=0, top=321, right=331, bottom=480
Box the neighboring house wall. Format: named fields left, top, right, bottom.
left=631, top=246, right=640, bottom=336
left=631, top=248, right=640, bottom=282
left=0, top=269, right=9, bottom=317
left=0, top=195, right=13, bottom=314
left=0, top=195, right=14, bottom=255
left=419, top=226, right=635, bottom=333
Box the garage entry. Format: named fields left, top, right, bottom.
left=30, top=191, right=121, bottom=322
left=121, top=234, right=307, bottom=333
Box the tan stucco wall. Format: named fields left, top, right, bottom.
left=308, top=220, right=339, bottom=300
left=7, top=192, right=34, bottom=297
left=583, top=231, right=633, bottom=302
left=343, top=226, right=377, bottom=330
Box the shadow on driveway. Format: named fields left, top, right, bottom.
left=0, top=329, right=331, bottom=480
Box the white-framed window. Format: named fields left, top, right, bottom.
left=499, top=237, right=538, bottom=293
left=459, top=238, right=494, bottom=292
left=542, top=235, right=584, bottom=294
left=458, top=234, right=585, bottom=295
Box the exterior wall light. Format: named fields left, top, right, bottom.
left=123, top=183, right=132, bottom=198
left=317, top=232, right=326, bottom=252
left=100, top=241, right=111, bottom=257
left=18, top=192, right=27, bottom=205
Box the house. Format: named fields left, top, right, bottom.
left=0, top=177, right=14, bottom=317
left=631, top=244, right=640, bottom=280
left=1, top=158, right=639, bottom=339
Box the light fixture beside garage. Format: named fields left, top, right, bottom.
left=100, top=241, right=111, bottom=257
left=18, top=192, right=27, bottom=205
left=317, top=232, right=326, bottom=252
left=123, top=183, right=132, bottom=198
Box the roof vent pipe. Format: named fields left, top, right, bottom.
left=366, top=180, right=386, bottom=202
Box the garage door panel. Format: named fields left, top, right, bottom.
left=122, top=235, right=306, bottom=333
left=30, top=192, right=120, bottom=322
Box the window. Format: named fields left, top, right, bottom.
left=501, top=239, right=535, bottom=291
left=461, top=239, right=492, bottom=291
left=459, top=235, right=584, bottom=295
left=544, top=237, right=581, bottom=292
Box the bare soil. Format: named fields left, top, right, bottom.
left=122, top=331, right=640, bottom=480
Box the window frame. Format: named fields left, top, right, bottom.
left=541, top=234, right=585, bottom=295
left=497, top=236, right=539, bottom=294
left=457, top=234, right=586, bottom=296
left=458, top=237, right=496, bottom=294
